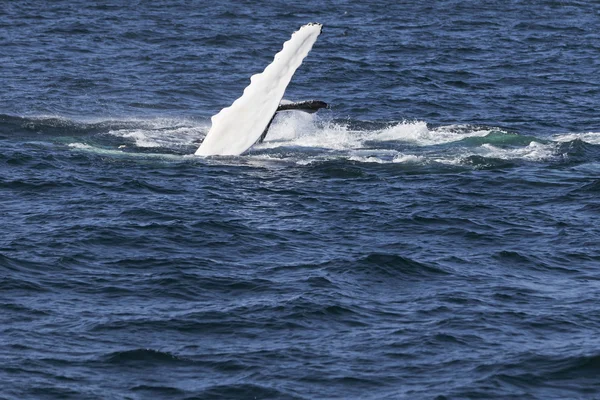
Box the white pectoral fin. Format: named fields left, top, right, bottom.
left=195, top=23, right=323, bottom=156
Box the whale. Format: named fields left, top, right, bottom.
left=256, top=99, right=328, bottom=144
left=195, top=23, right=324, bottom=156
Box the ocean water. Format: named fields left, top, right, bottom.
left=1, top=1, right=600, bottom=399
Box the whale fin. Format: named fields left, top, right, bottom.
left=255, top=100, right=328, bottom=144
left=276, top=100, right=328, bottom=114
left=195, top=23, right=323, bottom=156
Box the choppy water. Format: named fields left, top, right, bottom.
left=2, top=1, right=600, bottom=399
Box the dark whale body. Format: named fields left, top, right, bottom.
left=256, top=100, right=328, bottom=144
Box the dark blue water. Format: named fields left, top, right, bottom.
left=2, top=1, right=600, bottom=399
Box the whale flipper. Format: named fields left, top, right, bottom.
left=277, top=100, right=328, bottom=114
left=256, top=100, right=328, bottom=144
left=195, top=23, right=323, bottom=156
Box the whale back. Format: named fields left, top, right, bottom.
left=195, top=23, right=322, bottom=156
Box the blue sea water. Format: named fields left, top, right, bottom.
left=1, top=1, right=600, bottom=399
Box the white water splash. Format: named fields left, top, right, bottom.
left=229, top=114, right=560, bottom=165
left=68, top=142, right=93, bottom=150
left=475, top=142, right=557, bottom=161
left=258, top=115, right=496, bottom=151
left=373, top=122, right=493, bottom=145
left=393, top=154, right=426, bottom=164
left=552, top=132, right=600, bottom=145
left=105, top=118, right=207, bottom=148
left=65, top=112, right=573, bottom=167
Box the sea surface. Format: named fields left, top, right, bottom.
left=1, top=1, right=600, bottom=399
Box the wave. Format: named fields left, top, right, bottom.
left=248, top=114, right=593, bottom=167
left=131, top=382, right=301, bottom=399
left=0, top=113, right=206, bottom=153
left=3, top=113, right=598, bottom=168
left=463, top=352, right=600, bottom=398
left=322, top=252, right=450, bottom=280
left=0, top=113, right=184, bottom=136
left=553, top=132, right=600, bottom=145
left=196, top=383, right=299, bottom=400
left=102, top=348, right=184, bottom=365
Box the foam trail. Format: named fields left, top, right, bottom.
left=374, top=122, right=492, bottom=145
left=196, top=23, right=322, bottom=156
left=257, top=118, right=497, bottom=151
left=60, top=112, right=562, bottom=167
left=107, top=123, right=205, bottom=148
left=475, top=142, right=556, bottom=161
left=68, top=142, right=192, bottom=161
left=552, top=132, right=600, bottom=145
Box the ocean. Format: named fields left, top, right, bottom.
left=1, top=1, right=600, bottom=399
